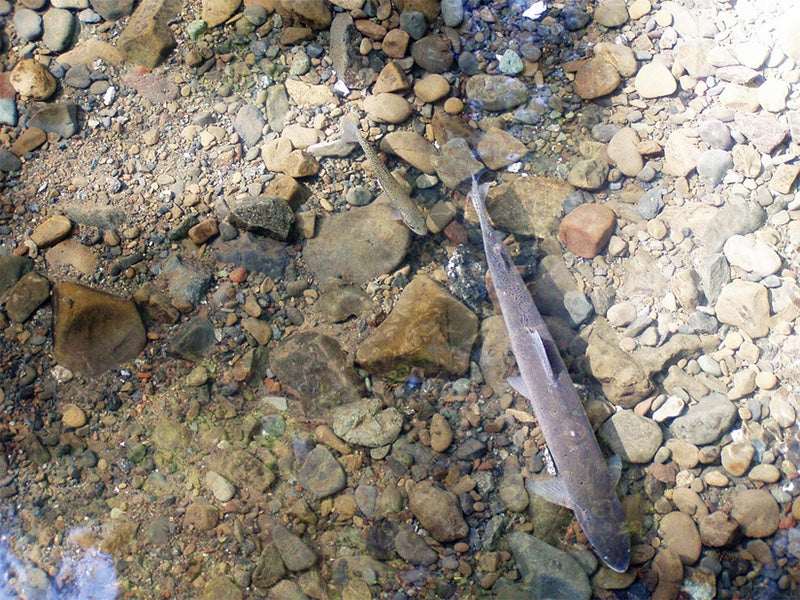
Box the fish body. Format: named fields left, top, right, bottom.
left=340, top=116, right=427, bottom=235
left=469, top=176, right=630, bottom=572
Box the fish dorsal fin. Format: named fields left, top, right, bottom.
left=508, top=375, right=532, bottom=399
left=527, top=476, right=573, bottom=509
left=608, top=455, right=623, bottom=485
left=530, top=329, right=556, bottom=384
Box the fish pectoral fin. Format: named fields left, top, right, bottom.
left=608, top=455, right=623, bottom=485
left=530, top=329, right=556, bottom=384
left=388, top=207, right=405, bottom=222
left=508, top=375, right=532, bottom=399
left=526, top=476, right=573, bottom=509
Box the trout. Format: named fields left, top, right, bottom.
left=469, top=175, right=630, bottom=572
left=340, top=115, right=427, bottom=235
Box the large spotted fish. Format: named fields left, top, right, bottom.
left=469, top=175, right=630, bottom=572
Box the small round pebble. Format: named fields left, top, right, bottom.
left=61, top=403, right=87, bottom=428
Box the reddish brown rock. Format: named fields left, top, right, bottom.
left=53, top=282, right=146, bottom=376
left=573, top=57, right=621, bottom=99
left=558, top=203, right=617, bottom=258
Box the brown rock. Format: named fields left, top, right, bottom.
left=659, top=511, right=702, bottom=565
left=356, top=275, right=478, bottom=376
left=652, top=548, right=683, bottom=600
left=10, top=127, right=47, bottom=155
left=477, top=127, right=529, bottom=171
left=3, top=271, right=50, bottom=323
left=373, top=62, right=410, bottom=94
left=10, top=59, right=57, bottom=101
left=188, top=219, right=219, bottom=245
left=380, top=131, right=438, bottom=175
left=183, top=501, right=219, bottom=531
left=45, top=239, right=98, bottom=275
left=573, top=57, right=621, bottom=99
left=699, top=511, right=740, bottom=548
left=53, top=282, right=147, bottom=376
left=281, top=149, right=320, bottom=177
left=30, top=215, right=72, bottom=248
left=383, top=28, right=410, bottom=58
left=117, top=0, right=179, bottom=68
left=558, top=203, right=617, bottom=258
left=408, top=481, right=468, bottom=542
left=730, top=489, right=780, bottom=538
left=484, top=176, right=575, bottom=238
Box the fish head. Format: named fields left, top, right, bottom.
left=573, top=493, right=630, bottom=572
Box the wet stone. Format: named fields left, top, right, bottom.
left=699, top=511, right=740, bottom=548
left=269, top=519, right=317, bottom=571
left=669, top=393, right=737, bottom=445
left=721, top=441, right=755, bottom=477
left=53, top=282, right=147, bottom=376
left=332, top=399, right=403, bottom=448
left=27, top=102, right=79, bottom=137
left=296, top=446, right=346, bottom=499
left=394, top=524, right=438, bottom=566
left=659, top=511, right=702, bottom=565
left=730, top=489, right=780, bottom=538
left=558, top=203, right=616, bottom=258
left=166, top=316, right=215, bottom=362
left=465, top=74, right=528, bottom=111
left=598, top=410, right=663, bottom=463
left=714, top=280, right=770, bottom=338
left=507, top=531, right=591, bottom=600
left=0, top=257, right=33, bottom=296
left=408, top=481, right=468, bottom=543
left=4, top=269, right=48, bottom=323
left=227, top=195, right=295, bottom=242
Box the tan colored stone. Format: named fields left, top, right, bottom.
left=10, top=59, right=57, bottom=101
left=573, top=57, right=621, bottom=99
left=30, top=215, right=72, bottom=248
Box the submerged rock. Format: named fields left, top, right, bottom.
left=53, top=282, right=146, bottom=376
left=356, top=275, right=478, bottom=377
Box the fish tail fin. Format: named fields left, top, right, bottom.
left=340, top=114, right=361, bottom=145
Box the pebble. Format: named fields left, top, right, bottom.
left=429, top=413, right=453, bottom=452
left=408, top=482, right=468, bottom=543
left=699, top=511, right=740, bottom=548
left=696, top=149, right=733, bottom=185
left=659, top=511, right=702, bottom=565
left=10, top=58, right=57, bottom=100
left=634, top=59, right=677, bottom=98
left=205, top=471, right=235, bottom=502
left=669, top=393, right=737, bottom=445
left=60, top=403, right=87, bottom=428
left=720, top=441, right=755, bottom=477
left=332, top=399, right=403, bottom=448
left=296, top=446, right=346, bottom=499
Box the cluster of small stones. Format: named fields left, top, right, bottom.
left=1, top=0, right=800, bottom=599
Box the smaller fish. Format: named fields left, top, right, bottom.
left=340, top=115, right=428, bottom=235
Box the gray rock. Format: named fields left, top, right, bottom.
left=42, top=7, right=76, bottom=52
left=669, top=393, right=737, bottom=445
left=332, top=399, right=403, bottom=448
left=598, top=410, right=663, bottom=463
left=90, top=0, right=135, bottom=20
left=399, top=10, right=427, bottom=40
left=167, top=316, right=216, bottom=362
left=507, top=531, right=591, bottom=600
left=702, top=200, right=766, bottom=252
left=13, top=7, right=42, bottom=41
left=563, top=290, right=594, bottom=327
left=465, top=74, right=528, bottom=111
left=698, top=118, right=733, bottom=150
left=440, top=0, right=464, bottom=27
left=0, top=147, right=22, bottom=172
left=28, top=102, right=80, bottom=138
left=234, top=104, right=265, bottom=147
left=0, top=255, right=34, bottom=295
left=411, top=34, right=454, bottom=73
left=160, top=254, right=211, bottom=306
left=296, top=446, right=346, bottom=499
left=330, top=13, right=372, bottom=89
left=228, top=195, right=295, bottom=241
left=304, top=199, right=410, bottom=285
left=697, top=252, right=731, bottom=304
left=722, top=235, right=782, bottom=277
left=0, top=99, right=18, bottom=127
left=394, top=524, right=438, bottom=566
left=269, top=332, right=363, bottom=419
left=269, top=519, right=318, bottom=571
left=265, top=84, right=289, bottom=133
left=638, top=187, right=665, bottom=219
left=431, top=137, right=485, bottom=188
left=696, top=149, right=733, bottom=185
